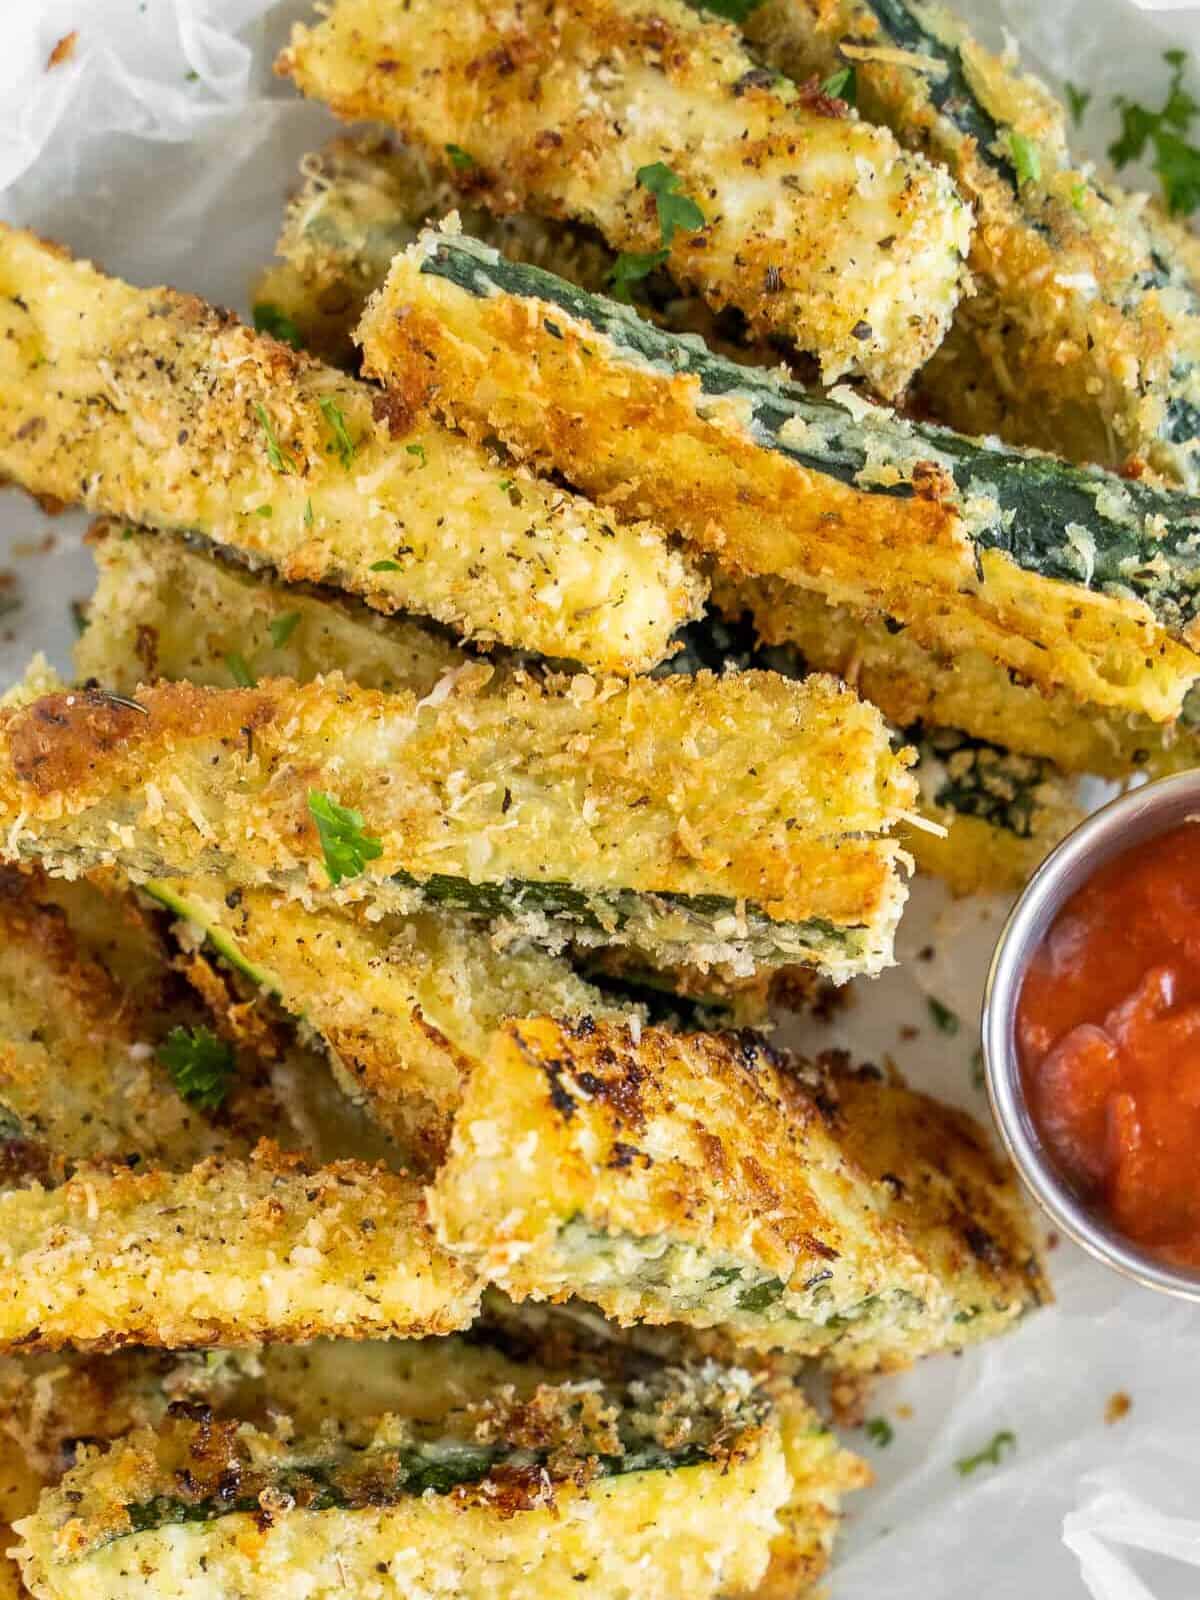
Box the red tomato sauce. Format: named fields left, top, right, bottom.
left=1016, top=821, right=1200, bottom=1268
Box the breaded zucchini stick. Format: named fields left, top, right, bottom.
left=0, top=671, right=916, bottom=981
left=2, top=1331, right=867, bottom=1600
left=16, top=1372, right=789, bottom=1600
left=0, top=1143, right=479, bottom=1353
left=734, top=0, right=1200, bottom=485
left=669, top=610, right=1082, bottom=896
left=255, top=135, right=619, bottom=368
left=360, top=231, right=1200, bottom=723
left=430, top=1018, right=1048, bottom=1369
left=278, top=0, right=971, bottom=397
left=722, top=572, right=1200, bottom=780
left=151, top=879, right=629, bottom=1169
left=0, top=226, right=702, bottom=675
left=77, top=521, right=462, bottom=697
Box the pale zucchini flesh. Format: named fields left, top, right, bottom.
left=278, top=0, right=971, bottom=399
left=732, top=0, right=1200, bottom=486
left=0, top=225, right=703, bottom=675
left=0, top=672, right=915, bottom=981
left=429, top=1018, right=1049, bottom=1370
left=359, top=230, right=1200, bottom=722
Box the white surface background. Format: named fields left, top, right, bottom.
left=3, top=3, right=1200, bottom=1595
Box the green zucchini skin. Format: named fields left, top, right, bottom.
left=415, top=235, right=1200, bottom=635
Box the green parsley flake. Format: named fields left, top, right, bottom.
left=636, top=161, right=706, bottom=246
left=253, top=504, right=272, bottom=518
left=269, top=612, right=301, bottom=650
left=865, top=1417, right=894, bottom=1447
left=225, top=652, right=257, bottom=688
left=252, top=302, right=304, bottom=350
left=253, top=403, right=296, bottom=475
left=446, top=143, right=476, bottom=171
left=159, top=1026, right=235, bottom=1111
left=1007, top=131, right=1041, bottom=186
left=406, top=443, right=428, bottom=466
left=303, top=498, right=314, bottom=527
left=1111, top=50, right=1200, bottom=216
left=370, top=559, right=402, bottom=572
left=608, top=248, right=670, bottom=302
left=308, top=790, right=384, bottom=887
left=318, top=396, right=356, bottom=469
left=69, top=599, right=88, bottom=637
left=955, top=1430, right=1016, bottom=1477
left=1064, top=82, right=1091, bottom=126
left=928, top=997, right=960, bottom=1036
left=821, top=66, right=856, bottom=106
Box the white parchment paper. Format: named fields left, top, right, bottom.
left=2, top=4, right=1200, bottom=1595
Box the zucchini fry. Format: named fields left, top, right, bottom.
left=0, top=671, right=916, bottom=981
left=670, top=608, right=1083, bottom=895
left=77, top=522, right=462, bottom=698
left=255, top=135, right=619, bottom=368
left=429, top=1018, right=1049, bottom=1369
left=151, top=879, right=630, bottom=1169
left=1, top=1329, right=867, bottom=1600
left=734, top=0, right=1200, bottom=485
left=16, top=1368, right=790, bottom=1600
left=360, top=231, right=1200, bottom=723
left=722, top=571, right=1200, bottom=780
left=0, top=226, right=703, bottom=675
left=0, top=1143, right=480, bottom=1353
left=277, top=0, right=971, bottom=397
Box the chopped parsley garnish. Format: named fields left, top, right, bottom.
left=406, top=442, right=427, bottom=466
left=253, top=402, right=296, bottom=475
left=1064, top=82, right=1091, bottom=126
left=446, top=143, right=476, bottom=171
left=225, top=651, right=257, bottom=688
left=927, top=997, right=960, bottom=1036
left=1111, top=50, right=1200, bottom=216
left=252, top=302, right=304, bottom=350
left=318, top=396, right=356, bottom=469
left=269, top=612, right=300, bottom=649
left=970, top=1046, right=986, bottom=1089
left=308, top=790, right=383, bottom=886
left=1007, top=130, right=1041, bottom=187
left=253, top=504, right=272, bottom=518
left=303, top=498, right=314, bottom=527
left=609, top=163, right=705, bottom=302
left=608, top=248, right=670, bottom=302
left=865, top=1417, right=894, bottom=1448
left=1070, top=180, right=1088, bottom=212
left=821, top=66, right=856, bottom=106
left=637, top=161, right=706, bottom=245
left=370, top=559, right=402, bottom=572
left=955, top=1429, right=1016, bottom=1476
left=69, top=599, right=88, bottom=636
left=159, top=1026, right=235, bottom=1111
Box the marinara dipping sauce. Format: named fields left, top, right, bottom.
left=1017, top=819, right=1200, bottom=1269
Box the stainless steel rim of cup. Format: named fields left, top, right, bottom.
left=981, top=768, right=1200, bottom=1301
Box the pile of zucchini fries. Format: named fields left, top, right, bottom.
left=3, top=0, right=1199, bottom=1592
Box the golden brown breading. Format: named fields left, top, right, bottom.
left=0, top=225, right=703, bottom=675
left=429, top=1018, right=1048, bottom=1370
left=358, top=232, right=1200, bottom=725
left=0, top=670, right=916, bottom=981
left=0, top=1142, right=480, bottom=1353
left=278, top=0, right=971, bottom=396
